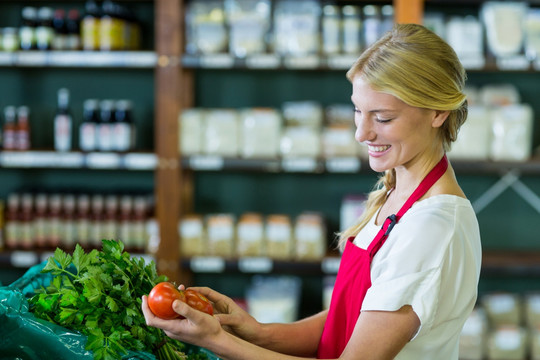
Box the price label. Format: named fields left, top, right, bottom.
left=326, top=55, right=357, bottom=70
left=200, top=54, right=234, bottom=68
left=86, top=152, right=121, bottom=168
left=124, top=153, right=157, bottom=170
left=0, top=51, right=15, bottom=65
left=17, top=51, right=48, bottom=66
left=190, top=256, right=226, bottom=273
left=122, top=52, right=157, bottom=68
left=238, top=257, right=273, bottom=273
left=189, top=155, right=224, bottom=170
left=496, top=55, right=530, bottom=71
left=459, top=55, right=485, bottom=70
left=246, top=54, right=280, bottom=69
left=11, top=251, right=38, bottom=268
left=321, top=257, right=341, bottom=274
left=284, top=55, right=320, bottom=69
left=48, top=51, right=85, bottom=66
left=325, top=157, right=361, bottom=173
left=282, top=157, right=318, bottom=172
left=56, top=152, right=84, bottom=167
left=0, top=151, right=34, bottom=167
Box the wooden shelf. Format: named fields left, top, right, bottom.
left=0, top=51, right=157, bottom=68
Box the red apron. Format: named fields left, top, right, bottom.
left=317, top=155, right=448, bottom=358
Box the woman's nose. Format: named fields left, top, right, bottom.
left=355, top=117, right=375, bottom=143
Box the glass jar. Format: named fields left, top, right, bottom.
left=2, top=28, right=20, bottom=52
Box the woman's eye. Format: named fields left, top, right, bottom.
left=376, top=118, right=392, bottom=123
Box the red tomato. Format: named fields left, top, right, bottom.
left=147, top=282, right=185, bottom=320
left=184, top=289, right=214, bottom=316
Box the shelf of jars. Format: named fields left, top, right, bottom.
left=0, top=51, right=157, bottom=68
left=0, top=151, right=156, bottom=170
left=180, top=155, right=540, bottom=176
left=179, top=252, right=540, bottom=277
left=182, top=53, right=540, bottom=72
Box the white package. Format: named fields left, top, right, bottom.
left=448, top=105, right=491, bottom=161
left=282, top=101, right=323, bottom=129
left=322, top=125, right=358, bottom=157
left=525, top=9, right=540, bottom=59
left=186, top=1, right=228, bottom=54
left=246, top=276, right=301, bottom=323
left=481, top=84, right=520, bottom=106
left=280, top=126, right=321, bottom=157
left=204, top=109, right=240, bottom=157
left=294, top=212, right=326, bottom=261
left=241, top=108, right=282, bottom=158
left=225, top=0, right=271, bottom=57
left=481, top=2, right=528, bottom=58
left=490, top=104, right=533, bottom=162
left=273, top=0, right=321, bottom=55
left=179, top=108, right=205, bottom=155
left=446, top=16, right=484, bottom=60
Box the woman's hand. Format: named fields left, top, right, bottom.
left=141, top=293, right=222, bottom=348
left=190, top=286, right=263, bottom=344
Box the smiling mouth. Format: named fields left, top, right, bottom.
left=367, top=145, right=391, bottom=152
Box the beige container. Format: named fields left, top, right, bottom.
left=486, top=326, right=528, bottom=360
left=206, top=214, right=235, bottom=258
left=236, top=213, right=265, bottom=257
left=482, top=292, right=523, bottom=327
left=265, top=214, right=293, bottom=260
left=294, top=213, right=326, bottom=261
left=179, top=214, right=206, bottom=257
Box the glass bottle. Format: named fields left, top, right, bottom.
left=5, top=193, right=22, bottom=249
left=36, top=7, right=55, bottom=51
left=97, top=99, right=115, bottom=152
left=79, top=99, right=99, bottom=152
left=52, top=8, right=68, bottom=50
left=54, top=88, right=73, bottom=152
left=114, top=99, right=134, bottom=152
left=15, top=106, right=31, bottom=151
left=20, top=193, right=34, bottom=249
left=33, top=193, right=48, bottom=248
left=342, top=5, right=363, bottom=54
left=3, top=106, right=17, bottom=151
left=322, top=5, right=341, bottom=55
left=82, top=0, right=101, bottom=51
left=20, top=6, right=38, bottom=51
left=61, top=194, right=77, bottom=250
left=75, top=194, right=91, bottom=248
left=100, top=0, right=123, bottom=51
left=66, top=9, right=82, bottom=50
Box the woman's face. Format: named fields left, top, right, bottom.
left=351, top=75, right=445, bottom=173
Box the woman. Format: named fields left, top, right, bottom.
left=142, top=23, right=482, bottom=360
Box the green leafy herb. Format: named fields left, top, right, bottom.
left=29, top=240, right=206, bottom=360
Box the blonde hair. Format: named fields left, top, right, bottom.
left=338, top=23, right=468, bottom=250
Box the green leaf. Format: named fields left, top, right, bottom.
left=54, top=247, right=72, bottom=269
left=59, top=289, right=79, bottom=307
left=72, top=244, right=89, bottom=274
left=58, top=307, right=77, bottom=324
left=42, top=256, right=60, bottom=273
left=105, top=296, right=119, bottom=312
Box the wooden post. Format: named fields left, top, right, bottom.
left=394, top=0, right=425, bottom=25
left=154, top=0, right=183, bottom=283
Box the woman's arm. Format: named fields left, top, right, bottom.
left=142, top=291, right=419, bottom=360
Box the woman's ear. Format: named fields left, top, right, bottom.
left=432, top=110, right=450, bottom=128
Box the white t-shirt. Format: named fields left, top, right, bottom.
left=353, top=194, right=482, bottom=360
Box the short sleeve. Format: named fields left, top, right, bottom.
left=360, top=205, right=457, bottom=338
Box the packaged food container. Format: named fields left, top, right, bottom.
left=206, top=214, right=236, bottom=258
left=342, top=5, right=362, bottom=54
left=282, top=101, right=323, bottom=129
left=525, top=293, right=540, bottom=329
left=482, top=292, right=523, bottom=327
left=265, top=214, right=293, bottom=260
left=236, top=213, right=265, bottom=257
left=280, top=126, right=321, bottom=158
left=225, top=0, right=271, bottom=57
left=525, top=9, right=540, bottom=59
left=294, top=212, right=326, bottom=261
left=179, top=108, right=205, bottom=156
left=186, top=1, right=228, bottom=54
left=459, top=307, right=488, bottom=360
left=321, top=5, right=341, bottom=55
left=273, top=0, right=321, bottom=55
left=490, top=104, right=533, bottom=162
left=481, top=2, right=527, bottom=58
left=204, top=109, right=240, bottom=157
left=446, top=16, right=484, bottom=60
left=240, top=108, right=281, bottom=158
left=179, top=214, right=206, bottom=257
left=486, top=326, right=528, bottom=360
left=448, top=105, right=492, bottom=161
left=322, top=125, right=357, bottom=157
left=246, top=275, right=302, bottom=323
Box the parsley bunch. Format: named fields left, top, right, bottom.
left=29, top=240, right=205, bottom=360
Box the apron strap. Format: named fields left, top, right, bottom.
left=368, top=155, right=449, bottom=259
